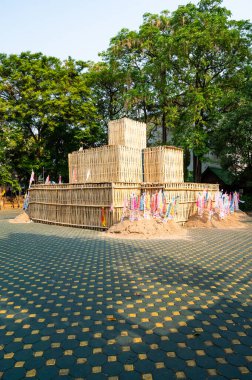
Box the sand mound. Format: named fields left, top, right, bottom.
left=107, top=218, right=187, bottom=239
left=9, top=212, right=31, bottom=224
left=107, top=210, right=250, bottom=239
left=185, top=210, right=249, bottom=229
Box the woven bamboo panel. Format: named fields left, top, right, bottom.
left=29, top=203, right=113, bottom=229
left=143, top=146, right=184, bottom=183
left=68, top=145, right=143, bottom=184
left=142, top=182, right=219, bottom=222
left=108, top=117, right=146, bottom=150
left=28, top=183, right=141, bottom=229
left=112, top=183, right=141, bottom=207
left=28, top=181, right=219, bottom=228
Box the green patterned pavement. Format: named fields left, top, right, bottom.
left=0, top=210, right=251, bottom=380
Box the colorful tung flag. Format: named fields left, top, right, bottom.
left=29, top=169, right=35, bottom=187
left=45, top=175, right=50, bottom=184
left=59, top=175, right=62, bottom=184
left=101, top=207, right=106, bottom=227
left=72, top=167, right=77, bottom=183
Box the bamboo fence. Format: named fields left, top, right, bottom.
left=68, top=145, right=143, bottom=184
left=108, top=117, right=147, bottom=150
left=28, top=183, right=141, bottom=229
left=143, top=146, right=184, bottom=183
left=142, top=182, right=219, bottom=222
left=28, top=182, right=219, bottom=228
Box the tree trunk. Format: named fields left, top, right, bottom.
left=193, top=153, right=202, bottom=183
left=162, top=112, right=167, bottom=144
left=183, top=148, right=191, bottom=181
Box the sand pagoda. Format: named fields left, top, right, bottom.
left=28, top=118, right=218, bottom=229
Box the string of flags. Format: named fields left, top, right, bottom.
left=196, top=190, right=241, bottom=220
left=120, top=190, right=180, bottom=222
left=101, top=189, right=244, bottom=226
left=100, top=190, right=180, bottom=227
left=28, top=170, right=62, bottom=186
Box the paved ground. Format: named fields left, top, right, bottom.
left=0, top=210, right=251, bottom=380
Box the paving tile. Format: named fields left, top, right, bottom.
left=184, top=366, right=208, bottom=379
left=102, top=361, right=124, bottom=376
left=134, top=359, right=156, bottom=374
left=2, top=367, right=26, bottom=380
left=36, top=365, right=59, bottom=379
left=217, top=363, right=244, bottom=378
left=118, top=351, right=138, bottom=364
left=0, top=211, right=251, bottom=379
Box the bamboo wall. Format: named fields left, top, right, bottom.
left=143, top=146, right=184, bottom=183
left=28, top=182, right=219, bottom=228
left=142, top=182, right=219, bottom=222
left=68, top=146, right=143, bottom=184
left=108, top=117, right=147, bottom=150
left=28, top=183, right=141, bottom=229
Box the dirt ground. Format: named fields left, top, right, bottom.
left=184, top=210, right=250, bottom=229
left=107, top=210, right=251, bottom=239
left=9, top=212, right=31, bottom=224
left=107, top=218, right=187, bottom=240
left=8, top=209, right=251, bottom=237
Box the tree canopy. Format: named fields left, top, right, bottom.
left=0, top=0, right=251, bottom=186
left=88, top=0, right=252, bottom=182
left=0, top=52, right=104, bottom=186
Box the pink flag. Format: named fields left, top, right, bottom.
left=45, top=175, right=50, bottom=184
left=72, top=167, right=77, bottom=183
left=59, top=175, right=62, bottom=184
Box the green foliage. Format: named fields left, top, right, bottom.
left=239, top=194, right=252, bottom=212
left=211, top=71, right=252, bottom=177
left=0, top=52, right=104, bottom=185
left=89, top=0, right=252, bottom=181
left=0, top=1, right=251, bottom=186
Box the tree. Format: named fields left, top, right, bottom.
left=0, top=52, right=103, bottom=185
left=212, top=69, right=252, bottom=178
left=86, top=58, right=128, bottom=135
left=167, top=0, right=252, bottom=181
left=92, top=0, right=252, bottom=181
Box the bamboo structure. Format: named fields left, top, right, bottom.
left=108, top=117, right=147, bottom=150
left=68, top=145, right=143, bottom=184
left=29, top=117, right=219, bottom=230
left=143, top=146, right=184, bottom=183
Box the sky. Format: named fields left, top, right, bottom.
left=1, top=0, right=251, bottom=62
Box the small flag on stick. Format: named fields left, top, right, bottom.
left=29, top=170, right=35, bottom=188
left=101, top=207, right=106, bottom=227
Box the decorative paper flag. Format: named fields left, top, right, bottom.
left=59, top=175, right=62, bottom=184
left=85, top=169, right=90, bottom=182
left=45, top=175, right=50, bottom=184
left=23, top=192, right=29, bottom=211
left=72, top=167, right=77, bottom=183
left=101, top=207, right=106, bottom=227
left=29, top=170, right=35, bottom=187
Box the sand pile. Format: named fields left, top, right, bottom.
left=9, top=212, right=31, bottom=224
left=107, top=210, right=250, bottom=239
left=185, top=210, right=249, bottom=229
left=107, top=218, right=187, bottom=239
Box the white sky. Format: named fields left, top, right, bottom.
left=1, top=0, right=251, bottom=62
